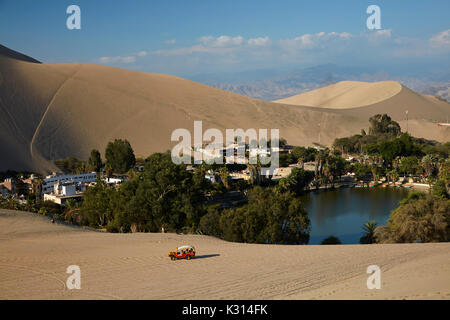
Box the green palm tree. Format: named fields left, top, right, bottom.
left=360, top=220, right=378, bottom=244
left=421, top=154, right=436, bottom=178
left=387, top=169, right=399, bottom=184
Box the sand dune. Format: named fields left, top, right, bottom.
left=275, top=80, right=450, bottom=143
left=278, top=81, right=450, bottom=121
left=1, top=209, right=449, bottom=300
left=0, top=45, right=449, bottom=173
left=275, top=81, right=403, bottom=109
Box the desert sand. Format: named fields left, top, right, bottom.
left=1, top=45, right=449, bottom=173
left=275, top=81, right=404, bottom=109
left=1, top=209, right=449, bottom=300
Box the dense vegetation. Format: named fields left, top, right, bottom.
left=334, top=114, right=450, bottom=192
left=376, top=192, right=450, bottom=243
left=199, top=187, right=310, bottom=244
left=105, top=139, right=136, bottom=174
left=78, top=152, right=311, bottom=244
left=54, top=157, right=86, bottom=174
left=334, top=114, right=450, bottom=163
left=88, top=149, right=102, bottom=172
left=53, top=139, right=136, bottom=175
left=82, top=152, right=207, bottom=233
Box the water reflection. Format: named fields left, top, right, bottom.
left=300, top=187, right=409, bottom=244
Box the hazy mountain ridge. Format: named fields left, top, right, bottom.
left=202, top=65, right=450, bottom=102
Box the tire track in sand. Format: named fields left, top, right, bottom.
left=30, top=65, right=82, bottom=159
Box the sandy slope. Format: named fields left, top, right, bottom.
left=1, top=45, right=449, bottom=173
left=0, top=46, right=362, bottom=173
left=274, top=80, right=450, bottom=117
left=275, top=80, right=450, bottom=143
left=275, top=81, right=403, bottom=109
left=1, top=209, right=449, bottom=300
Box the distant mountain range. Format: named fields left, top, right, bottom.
left=189, top=64, right=450, bottom=102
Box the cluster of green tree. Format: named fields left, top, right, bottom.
left=80, top=152, right=210, bottom=232
left=332, top=114, right=450, bottom=191
left=253, top=137, right=287, bottom=149
left=104, top=139, right=136, bottom=174
left=304, top=149, right=348, bottom=189
left=279, top=146, right=318, bottom=167
left=320, top=152, right=347, bottom=187
left=53, top=139, right=136, bottom=175
left=333, top=114, right=449, bottom=162
left=77, top=150, right=312, bottom=244
left=376, top=192, right=450, bottom=243
left=368, top=114, right=402, bottom=137
left=199, top=186, right=310, bottom=244
left=277, top=168, right=314, bottom=195
left=350, top=162, right=373, bottom=180
left=364, top=133, right=423, bottom=164
left=54, top=157, right=86, bottom=174
left=0, top=197, right=62, bottom=216
left=88, top=149, right=102, bottom=172
left=0, top=194, right=94, bottom=230
left=334, top=114, right=400, bottom=154
left=433, top=159, right=450, bottom=198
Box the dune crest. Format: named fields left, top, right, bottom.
left=274, top=81, right=403, bottom=109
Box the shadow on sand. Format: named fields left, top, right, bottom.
left=194, top=254, right=220, bottom=260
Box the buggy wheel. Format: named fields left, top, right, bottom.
left=186, top=255, right=191, bottom=260
left=171, top=256, right=175, bottom=261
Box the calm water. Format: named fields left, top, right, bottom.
left=300, top=187, right=409, bottom=244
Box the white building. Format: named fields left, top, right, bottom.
left=43, top=181, right=83, bottom=205
left=104, top=177, right=126, bottom=184
left=271, top=167, right=293, bottom=181
left=42, top=172, right=97, bottom=194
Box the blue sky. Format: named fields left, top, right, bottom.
left=0, top=0, right=449, bottom=77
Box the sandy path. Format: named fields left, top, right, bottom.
left=0, top=209, right=449, bottom=300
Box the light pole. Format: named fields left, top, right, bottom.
left=405, top=110, right=408, bottom=133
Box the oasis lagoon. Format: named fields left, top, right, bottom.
left=301, top=187, right=410, bottom=244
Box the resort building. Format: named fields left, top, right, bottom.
left=42, top=172, right=97, bottom=194
left=43, top=180, right=83, bottom=205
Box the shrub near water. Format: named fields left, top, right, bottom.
left=200, top=187, right=310, bottom=244
left=376, top=192, right=450, bottom=243
left=320, top=236, right=342, bottom=245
